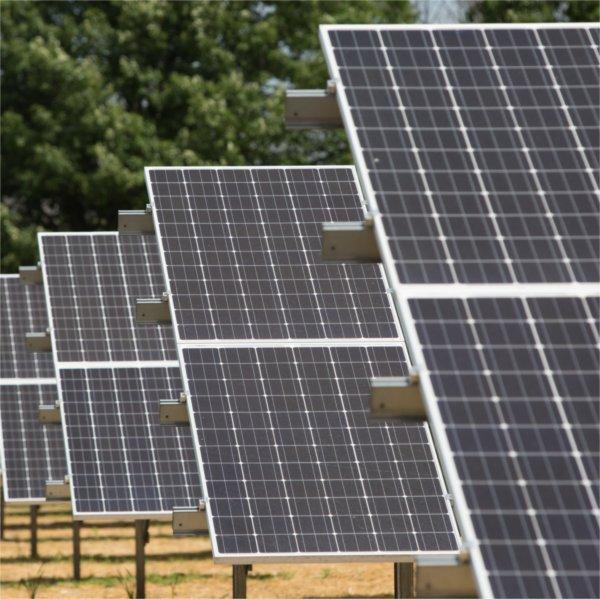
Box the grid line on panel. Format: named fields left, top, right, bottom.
left=0, top=385, right=66, bottom=502
left=183, top=345, right=458, bottom=558
left=409, top=296, right=599, bottom=599
left=324, top=25, right=600, bottom=284
left=0, top=276, right=54, bottom=380
left=40, top=234, right=176, bottom=364
left=60, top=366, right=202, bottom=516
left=148, top=166, right=400, bottom=342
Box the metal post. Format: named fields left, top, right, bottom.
left=30, top=505, right=39, bottom=559
left=135, top=520, right=149, bottom=598
left=233, top=565, right=250, bottom=599
left=0, top=493, right=4, bottom=540
left=394, top=563, right=415, bottom=598
left=72, top=520, right=82, bottom=580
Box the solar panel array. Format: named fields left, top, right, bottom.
left=39, top=233, right=202, bottom=519
left=322, top=22, right=600, bottom=599
left=0, top=275, right=66, bottom=502
left=146, top=166, right=459, bottom=560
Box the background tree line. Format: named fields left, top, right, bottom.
left=1, top=0, right=597, bottom=271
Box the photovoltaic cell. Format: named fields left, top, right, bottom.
left=322, top=24, right=600, bottom=284
left=146, top=167, right=399, bottom=341
left=182, top=344, right=458, bottom=558
left=408, top=295, right=599, bottom=598
left=59, top=367, right=201, bottom=516
left=0, top=385, right=66, bottom=502
left=1, top=275, right=54, bottom=379
left=39, top=233, right=176, bottom=363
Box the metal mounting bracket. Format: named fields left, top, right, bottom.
left=172, top=502, right=208, bottom=536
left=39, top=402, right=61, bottom=424
left=370, top=373, right=425, bottom=418
left=45, top=477, right=70, bottom=501
left=19, top=264, right=42, bottom=285
left=26, top=330, right=51, bottom=352
left=118, top=204, right=154, bottom=234
left=160, top=393, right=189, bottom=424
left=321, top=217, right=380, bottom=262
left=284, top=80, right=342, bottom=128
left=136, top=293, right=170, bottom=323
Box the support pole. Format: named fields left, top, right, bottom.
left=72, top=520, right=82, bottom=580
left=135, top=520, right=149, bottom=598
left=30, top=505, right=39, bottom=559
left=394, top=563, right=415, bottom=599
left=233, top=565, right=251, bottom=599
left=0, top=493, right=4, bottom=540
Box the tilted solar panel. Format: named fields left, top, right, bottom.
left=321, top=24, right=599, bottom=284
left=182, top=344, right=457, bottom=559
left=405, top=293, right=599, bottom=598
left=0, top=384, right=66, bottom=502
left=146, top=167, right=399, bottom=341
left=1, top=276, right=54, bottom=379
left=0, top=274, right=66, bottom=503
left=59, top=366, right=199, bottom=518
left=144, top=165, right=459, bottom=561
left=39, top=233, right=176, bottom=363
left=39, top=233, right=203, bottom=519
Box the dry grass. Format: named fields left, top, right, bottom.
left=0, top=503, right=394, bottom=598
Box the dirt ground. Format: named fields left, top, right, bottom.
left=1, top=503, right=394, bottom=598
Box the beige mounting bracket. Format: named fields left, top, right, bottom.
left=321, top=217, right=380, bottom=262
left=172, top=502, right=208, bottom=536
left=136, top=293, right=170, bottom=323
left=370, top=373, right=425, bottom=418
left=39, top=402, right=61, bottom=424
left=45, top=477, right=70, bottom=501
left=118, top=204, right=154, bottom=234
left=26, top=330, right=51, bottom=352
left=160, top=393, right=189, bottom=425
left=19, top=264, right=43, bottom=285
left=284, top=80, right=342, bottom=128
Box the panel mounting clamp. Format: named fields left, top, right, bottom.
left=38, top=401, right=61, bottom=424
left=370, top=372, right=425, bottom=419
left=172, top=502, right=208, bottom=536
left=19, top=263, right=43, bottom=285
left=284, top=79, right=342, bottom=129
left=160, top=393, right=189, bottom=424
left=45, top=476, right=70, bottom=501
left=136, top=293, right=170, bottom=323
left=118, top=204, right=154, bottom=234
left=26, top=329, right=52, bottom=352
left=321, top=216, right=380, bottom=262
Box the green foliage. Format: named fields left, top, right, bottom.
left=1, top=0, right=414, bottom=271
left=467, top=0, right=599, bottom=23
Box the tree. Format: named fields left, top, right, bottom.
left=1, top=0, right=414, bottom=271
left=467, top=0, right=599, bottom=23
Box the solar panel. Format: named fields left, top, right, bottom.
left=39, top=233, right=203, bottom=518
left=182, top=344, right=458, bottom=559
left=321, top=24, right=600, bottom=284
left=142, top=165, right=459, bottom=561
left=0, top=384, right=66, bottom=502
left=405, top=293, right=599, bottom=598
left=39, top=233, right=176, bottom=363
left=1, top=275, right=54, bottom=379
left=146, top=167, right=400, bottom=341
left=59, top=366, right=200, bottom=518
left=0, top=275, right=66, bottom=503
